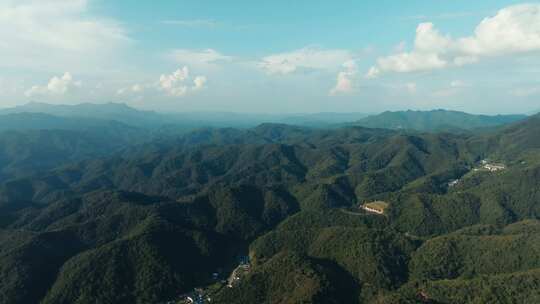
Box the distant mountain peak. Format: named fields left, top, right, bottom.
left=0, top=102, right=161, bottom=128
left=355, top=109, right=527, bottom=132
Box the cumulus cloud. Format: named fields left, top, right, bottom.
left=25, top=72, right=82, bottom=97
left=117, top=67, right=207, bottom=99
left=159, top=67, right=190, bottom=96
left=158, top=67, right=207, bottom=97
left=0, top=0, right=130, bottom=70
left=367, top=4, right=540, bottom=77
left=258, top=47, right=354, bottom=75
left=330, top=61, right=359, bottom=95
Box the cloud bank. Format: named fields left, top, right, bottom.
left=367, top=4, right=540, bottom=77
left=0, top=0, right=130, bottom=70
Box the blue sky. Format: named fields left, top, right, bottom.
left=1, top=0, right=539, bottom=114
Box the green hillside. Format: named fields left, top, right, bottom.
left=0, top=113, right=538, bottom=303
left=354, top=109, right=526, bottom=132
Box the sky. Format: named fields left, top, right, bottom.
left=1, top=0, right=540, bottom=114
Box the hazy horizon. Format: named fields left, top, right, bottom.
left=1, top=0, right=540, bottom=115
left=1, top=100, right=536, bottom=116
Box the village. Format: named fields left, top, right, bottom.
left=474, top=159, right=506, bottom=172
left=166, top=256, right=251, bottom=304
left=448, top=159, right=506, bottom=189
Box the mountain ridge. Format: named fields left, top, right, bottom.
left=353, top=109, right=527, bottom=132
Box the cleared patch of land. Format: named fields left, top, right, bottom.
left=362, top=201, right=389, bottom=215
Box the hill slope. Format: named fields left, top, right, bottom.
left=0, top=115, right=538, bottom=303
left=354, top=109, right=526, bottom=132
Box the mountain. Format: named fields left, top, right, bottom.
left=0, top=112, right=139, bottom=132
left=0, top=102, right=168, bottom=128
left=0, top=102, right=368, bottom=130
left=0, top=114, right=539, bottom=303
left=354, top=109, right=527, bottom=132
left=278, top=112, right=369, bottom=127
left=0, top=112, right=152, bottom=182
left=0, top=128, right=146, bottom=182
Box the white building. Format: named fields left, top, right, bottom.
left=448, top=179, right=459, bottom=187
left=361, top=205, right=385, bottom=215
left=484, top=163, right=505, bottom=172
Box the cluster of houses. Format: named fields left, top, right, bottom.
left=166, top=256, right=251, bottom=304
left=175, top=289, right=209, bottom=304
left=227, top=256, right=251, bottom=288
left=447, top=159, right=507, bottom=189
left=476, top=159, right=506, bottom=172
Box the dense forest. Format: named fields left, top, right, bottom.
left=0, top=104, right=539, bottom=304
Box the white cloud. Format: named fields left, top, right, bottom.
left=368, top=4, right=540, bottom=76
left=116, top=67, right=207, bottom=99
left=193, top=76, right=207, bottom=91
left=168, top=49, right=231, bottom=69
left=117, top=84, right=145, bottom=96
left=368, top=23, right=450, bottom=75
left=0, top=0, right=130, bottom=71
left=365, top=66, right=381, bottom=79
left=458, top=4, right=540, bottom=56
left=258, top=47, right=354, bottom=75
left=158, top=67, right=207, bottom=97
left=376, top=50, right=448, bottom=73
left=25, top=72, right=82, bottom=97
left=330, top=61, right=359, bottom=95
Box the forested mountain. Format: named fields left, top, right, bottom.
left=0, top=102, right=368, bottom=129
left=0, top=113, right=539, bottom=303
left=0, top=102, right=167, bottom=128
left=0, top=112, right=137, bottom=132
left=0, top=113, right=152, bottom=182
left=0, top=128, right=147, bottom=182
left=354, top=109, right=526, bottom=132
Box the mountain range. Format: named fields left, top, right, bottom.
left=0, top=106, right=539, bottom=303
left=353, top=109, right=527, bottom=132
left=2, top=102, right=529, bottom=132
left=1, top=102, right=370, bottom=129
